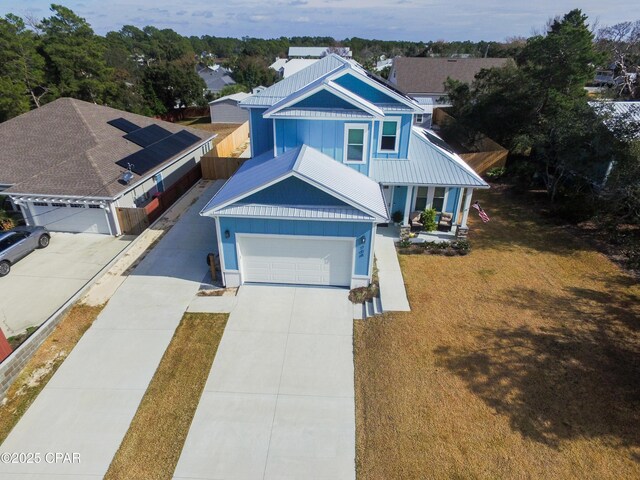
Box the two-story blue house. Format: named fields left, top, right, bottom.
left=201, top=54, right=488, bottom=289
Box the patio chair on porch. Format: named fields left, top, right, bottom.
left=409, top=211, right=423, bottom=230
left=438, top=212, right=453, bottom=232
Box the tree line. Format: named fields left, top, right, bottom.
left=444, top=10, right=639, bottom=266
left=0, top=3, right=541, bottom=122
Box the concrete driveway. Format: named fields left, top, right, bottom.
left=0, top=181, right=223, bottom=478
left=0, top=232, right=132, bottom=336
left=174, top=285, right=356, bottom=480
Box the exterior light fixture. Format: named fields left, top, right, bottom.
left=359, top=235, right=366, bottom=245
left=224, top=229, right=230, bottom=239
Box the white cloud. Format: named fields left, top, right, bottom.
left=1, top=0, right=638, bottom=42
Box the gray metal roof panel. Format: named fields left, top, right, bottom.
left=240, top=55, right=349, bottom=107
left=370, top=128, right=488, bottom=187
left=201, top=143, right=389, bottom=222
left=295, top=145, right=389, bottom=221
left=270, top=108, right=373, bottom=119
left=200, top=147, right=301, bottom=214
left=216, top=203, right=374, bottom=221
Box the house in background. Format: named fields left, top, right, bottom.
left=201, top=54, right=487, bottom=289
left=288, top=46, right=352, bottom=59
left=209, top=92, right=251, bottom=124
left=389, top=57, right=513, bottom=104
left=0, top=98, right=214, bottom=235
left=197, top=64, right=236, bottom=96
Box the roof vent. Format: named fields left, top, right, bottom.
left=120, top=163, right=135, bottom=185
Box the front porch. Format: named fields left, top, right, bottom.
left=381, top=184, right=477, bottom=234
left=378, top=225, right=458, bottom=243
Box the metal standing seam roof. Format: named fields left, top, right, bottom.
left=590, top=101, right=640, bottom=138
left=241, top=55, right=349, bottom=107
left=208, top=92, right=251, bottom=104
left=214, top=204, right=374, bottom=221
left=370, top=128, right=489, bottom=188
left=200, top=144, right=389, bottom=222
left=269, top=108, right=374, bottom=119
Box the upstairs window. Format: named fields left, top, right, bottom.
left=344, top=124, right=368, bottom=163
left=378, top=118, right=400, bottom=153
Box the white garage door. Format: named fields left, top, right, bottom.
left=238, top=235, right=353, bottom=287
left=29, top=203, right=111, bottom=234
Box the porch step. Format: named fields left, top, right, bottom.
left=362, top=296, right=384, bottom=320
left=373, top=296, right=383, bottom=315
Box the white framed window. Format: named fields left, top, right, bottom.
left=414, top=187, right=428, bottom=211
left=414, top=114, right=424, bottom=124
left=432, top=187, right=447, bottom=213
left=344, top=123, right=369, bottom=163
left=377, top=117, right=400, bottom=153
left=413, top=186, right=449, bottom=212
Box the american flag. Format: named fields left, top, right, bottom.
left=472, top=201, right=490, bottom=223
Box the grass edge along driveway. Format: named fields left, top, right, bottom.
left=105, top=312, right=228, bottom=480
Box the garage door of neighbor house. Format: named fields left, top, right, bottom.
left=238, top=234, right=353, bottom=287
left=30, top=203, right=111, bottom=234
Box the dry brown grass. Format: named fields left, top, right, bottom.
left=355, top=187, right=640, bottom=479
left=0, top=304, right=104, bottom=443
left=105, top=312, right=227, bottom=480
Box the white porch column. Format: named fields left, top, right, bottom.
left=403, top=186, right=414, bottom=225
left=460, top=188, right=474, bottom=228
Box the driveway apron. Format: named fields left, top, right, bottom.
left=0, top=181, right=223, bottom=478
left=173, top=284, right=356, bottom=480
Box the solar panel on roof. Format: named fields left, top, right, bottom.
left=107, top=117, right=140, bottom=133
left=124, top=124, right=173, bottom=147
left=115, top=130, right=202, bottom=175
left=422, top=130, right=456, bottom=154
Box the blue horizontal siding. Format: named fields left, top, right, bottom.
left=241, top=176, right=348, bottom=206
left=372, top=114, right=412, bottom=159
left=332, top=73, right=401, bottom=105
left=220, top=217, right=373, bottom=276
left=274, top=119, right=372, bottom=175
left=250, top=108, right=274, bottom=156
left=293, top=90, right=359, bottom=110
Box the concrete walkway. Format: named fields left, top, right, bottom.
left=375, top=233, right=411, bottom=311
left=0, top=181, right=224, bottom=478
left=174, top=285, right=356, bottom=480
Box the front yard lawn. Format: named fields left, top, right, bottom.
left=355, top=187, right=640, bottom=479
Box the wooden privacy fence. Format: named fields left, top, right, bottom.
left=201, top=155, right=246, bottom=180
left=433, top=108, right=508, bottom=175
left=117, top=163, right=202, bottom=235
left=212, top=122, right=249, bottom=157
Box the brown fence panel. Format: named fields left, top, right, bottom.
left=145, top=164, right=203, bottom=223
left=201, top=155, right=245, bottom=180
left=212, top=122, right=249, bottom=157
left=117, top=207, right=149, bottom=235
left=460, top=150, right=508, bottom=175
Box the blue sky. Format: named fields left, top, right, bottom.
left=1, top=1, right=636, bottom=41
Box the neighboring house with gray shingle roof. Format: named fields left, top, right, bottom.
left=0, top=98, right=215, bottom=235
left=197, top=64, right=236, bottom=95
left=389, top=57, right=513, bottom=103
